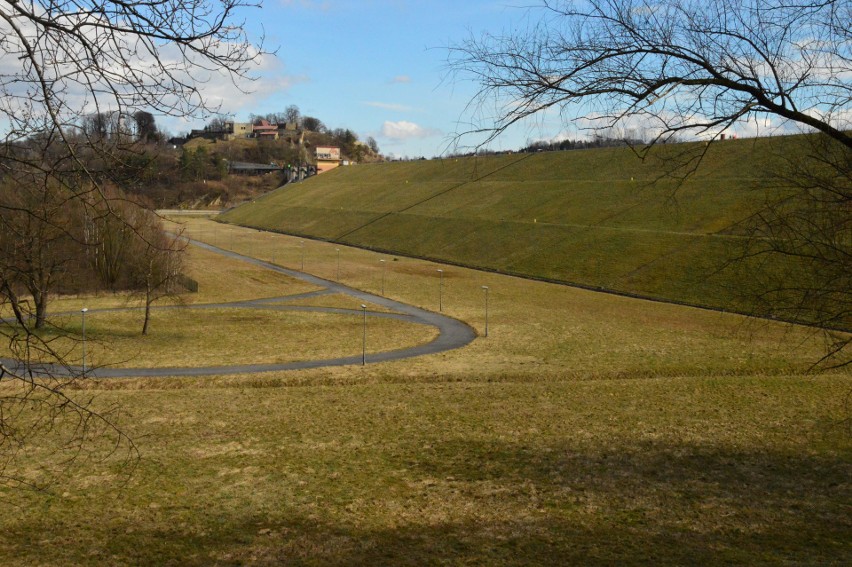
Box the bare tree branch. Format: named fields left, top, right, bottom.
left=448, top=0, right=851, bottom=367
left=0, top=0, right=268, bottom=487
left=448, top=0, right=851, bottom=149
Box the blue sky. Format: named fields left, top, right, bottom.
left=177, top=0, right=546, bottom=158
left=171, top=0, right=828, bottom=158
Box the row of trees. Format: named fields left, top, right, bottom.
left=81, top=111, right=165, bottom=145
left=1, top=0, right=265, bottom=486
left=0, top=170, right=185, bottom=333
left=247, top=105, right=326, bottom=134
left=521, top=136, right=651, bottom=153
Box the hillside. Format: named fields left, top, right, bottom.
left=219, top=136, right=812, bottom=315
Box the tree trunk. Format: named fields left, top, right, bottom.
left=2, top=282, right=27, bottom=328
left=142, top=273, right=152, bottom=335
left=34, top=292, right=48, bottom=329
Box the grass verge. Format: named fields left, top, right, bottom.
left=0, top=218, right=848, bottom=565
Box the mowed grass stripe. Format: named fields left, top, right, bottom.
left=221, top=136, right=799, bottom=315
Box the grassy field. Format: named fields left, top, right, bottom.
left=4, top=308, right=436, bottom=369
left=2, top=242, right=433, bottom=369
left=0, top=218, right=848, bottom=565
left=219, top=136, right=815, bottom=316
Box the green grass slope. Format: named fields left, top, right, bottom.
left=220, top=136, right=800, bottom=313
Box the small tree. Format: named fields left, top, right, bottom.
left=367, top=136, right=380, bottom=154
left=301, top=116, right=325, bottom=133
left=133, top=111, right=159, bottom=143
left=133, top=225, right=186, bottom=336
left=284, top=104, right=302, bottom=126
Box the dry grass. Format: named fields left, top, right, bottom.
left=7, top=308, right=435, bottom=369
left=0, top=218, right=848, bottom=566
left=175, top=219, right=834, bottom=380
left=274, top=293, right=398, bottom=313
left=1, top=376, right=848, bottom=565
left=4, top=232, right=436, bottom=369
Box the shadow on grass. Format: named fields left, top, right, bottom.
left=3, top=439, right=849, bottom=565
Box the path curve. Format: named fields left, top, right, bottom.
left=4, top=241, right=477, bottom=378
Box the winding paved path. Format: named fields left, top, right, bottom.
left=5, top=241, right=477, bottom=378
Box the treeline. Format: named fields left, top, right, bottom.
left=521, top=135, right=650, bottom=153
left=0, top=131, right=186, bottom=334
left=80, top=109, right=167, bottom=145
left=445, top=135, right=655, bottom=160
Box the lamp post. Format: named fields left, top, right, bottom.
left=481, top=286, right=489, bottom=337
left=437, top=269, right=444, bottom=312
left=361, top=304, right=367, bottom=365
left=380, top=259, right=386, bottom=295
left=336, top=248, right=340, bottom=280
left=81, top=307, right=88, bottom=375
left=300, top=240, right=305, bottom=271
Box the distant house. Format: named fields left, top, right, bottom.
left=226, top=122, right=253, bottom=139
left=252, top=119, right=279, bottom=140
left=316, top=146, right=341, bottom=174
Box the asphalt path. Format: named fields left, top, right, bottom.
left=3, top=240, right=476, bottom=378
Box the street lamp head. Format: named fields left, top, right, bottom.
left=437, top=269, right=443, bottom=273
left=361, top=304, right=367, bottom=309
left=81, top=307, right=88, bottom=313
left=481, top=286, right=489, bottom=290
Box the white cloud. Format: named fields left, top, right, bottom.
left=199, top=58, right=309, bottom=115
left=381, top=120, right=439, bottom=140
left=364, top=101, right=413, bottom=112
left=390, top=75, right=411, bottom=84
left=0, top=6, right=284, bottom=139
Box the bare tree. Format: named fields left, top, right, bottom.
left=122, top=211, right=187, bottom=336
left=0, top=137, right=107, bottom=336
left=206, top=117, right=229, bottom=132
left=732, top=133, right=851, bottom=367
left=301, top=116, right=325, bottom=133
left=448, top=0, right=850, bottom=365
left=133, top=111, right=159, bottom=144
left=284, top=104, right=302, bottom=126
left=367, top=136, right=380, bottom=154
left=449, top=0, right=850, bottom=150
left=0, top=0, right=267, bottom=486
left=0, top=173, right=76, bottom=330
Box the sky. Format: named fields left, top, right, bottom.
left=173, top=0, right=546, bottom=158
left=2, top=0, right=821, bottom=158
left=169, top=0, right=839, bottom=159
